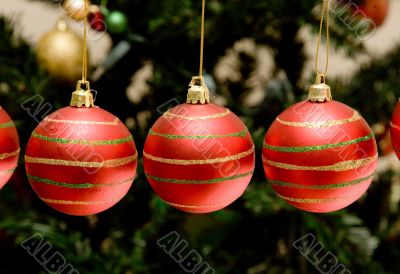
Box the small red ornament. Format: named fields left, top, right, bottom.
left=25, top=85, right=137, bottom=216
left=143, top=77, right=255, bottom=213
left=262, top=77, right=377, bottom=213
left=358, top=0, right=388, bottom=27
left=0, top=107, right=19, bottom=189
left=88, top=5, right=106, bottom=32
left=390, top=101, right=400, bottom=159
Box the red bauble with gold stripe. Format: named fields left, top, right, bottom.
left=0, top=107, right=19, bottom=189
left=390, top=101, right=400, bottom=159
left=143, top=103, right=255, bottom=213
left=25, top=106, right=137, bottom=216
left=262, top=100, right=377, bottom=213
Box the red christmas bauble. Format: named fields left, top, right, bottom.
left=390, top=101, right=400, bottom=159
left=262, top=100, right=377, bottom=213
left=0, top=107, right=19, bottom=189
left=88, top=5, right=106, bottom=32
left=143, top=103, right=255, bottom=213
left=359, top=0, right=388, bottom=27
left=25, top=106, right=137, bottom=216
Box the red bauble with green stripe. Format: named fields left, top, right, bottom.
left=25, top=97, right=137, bottom=216
left=0, top=107, right=19, bottom=189
left=262, top=81, right=377, bottom=213
left=390, top=100, right=400, bottom=159
left=143, top=78, right=255, bottom=213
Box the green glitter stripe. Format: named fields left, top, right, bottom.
left=31, top=131, right=133, bottom=146
left=0, top=121, right=15, bottom=128
left=269, top=173, right=375, bottom=189
left=263, top=133, right=374, bottom=153
left=146, top=171, right=253, bottom=184
left=276, top=193, right=350, bottom=203
left=27, top=174, right=133, bottom=189
left=148, top=128, right=248, bottom=139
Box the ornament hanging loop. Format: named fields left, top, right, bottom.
left=187, top=76, right=210, bottom=105
left=76, top=80, right=91, bottom=91
left=316, top=73, right=326, bottom=84
left=309, top=0, right=332, bottom=103
left=70, top=0, right=93, bottom=108
left=315, top=0, right=330, bottom=78
left=81, top=0, right=89, bottom=83
left=187, top=0, right=210, bottom=105
left=199, top=0, right=206, bottom=78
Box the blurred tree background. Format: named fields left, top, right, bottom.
left=0, top=0, right=399, bottom=273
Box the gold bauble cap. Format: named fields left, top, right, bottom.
left=70, top=81, right=94, bottom=108
left=308, top=74, right=332, bottom=103
left=186, top=76, right=210, bottom=105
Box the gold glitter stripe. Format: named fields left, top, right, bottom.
left=28, top=174, right=133, bottom=189
left=148, top=128, right=248, bottom=139
left=276, top=193, right=352, bottom=203
left=25, top=152, right=138, bottom=168
left=163, top=109, right=230, bottom=120
left=31, top=131, right=133, bottom=146
left=276, top=111, right=361, bottom=128
left=39, top=197, right=117, bottom=205
left=263, top=133, right=374, bottom=153
left=161, top=198, right=233, bottom=209
left=0, top=148, right=20, bottom=160
left=0, top=121, right=15, bottom=128
left=143, top=146, right=254, bottom=165
left=390, top=122, right=400, bottom=130
left=269, top=173, right=375, bottom=189
left=43, top=117, right=119, bottom=126
left=0, top=167, right=16, bottom=175
left=146, top=171, right=253, bottom=184
left=262, top=154, right=377, bottom=172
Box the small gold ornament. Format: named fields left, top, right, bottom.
left=36, top=19, right=83, bottom=83
left=63, top=0, right=91, bottom=21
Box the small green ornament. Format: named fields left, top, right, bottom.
left=106, top=11, right=128, bottom=34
